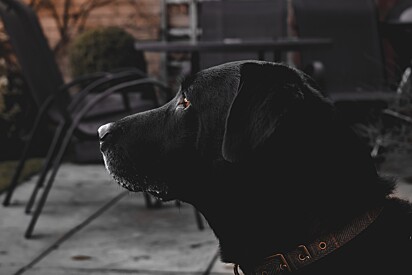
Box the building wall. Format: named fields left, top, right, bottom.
left=18, top=0, right=405, bottom=83
left=27, top=0, right=163, bottom=79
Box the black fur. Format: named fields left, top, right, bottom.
left=99, top=60, right=412, bottom=275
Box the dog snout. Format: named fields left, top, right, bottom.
left=98, top=123, right=112, bottom=141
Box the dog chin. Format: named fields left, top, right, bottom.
left=102, top=153, right=173, bottom=201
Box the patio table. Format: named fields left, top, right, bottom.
left=134, top=37, right=333, bottom=73
left=380, top=20, right=412, bottom=74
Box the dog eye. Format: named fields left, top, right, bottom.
left=183, top=97, right=191, bottom=108
left=177, top=94, right=191, bottom=110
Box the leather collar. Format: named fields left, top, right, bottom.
left=234, top=206, right=383, bottom=275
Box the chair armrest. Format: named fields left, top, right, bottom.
left=68, top=78, right=170, bottom=133
left=303, top=61, right=325, bottom=92
left=67, top=68, right=152, bottom=112
left=37, top=72, right=110, bottom=122
left=105, top=66, right=148, bottom=76
left=58, top=72, right=110, bottom=94
left=59, top=67, right=147, bottom=97
left=382, top=108, right=412, bottom=124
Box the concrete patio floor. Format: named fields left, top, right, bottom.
left=0, top=163, right=233, bottom=275
left=1, top=153, right=412, bottom=275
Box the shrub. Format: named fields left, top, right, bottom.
left=68, top=26, right=148, bottom=78
left=0, top=28, right=37, bottom=160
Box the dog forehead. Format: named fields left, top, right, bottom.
left=181, top=62, right=242, bottom=98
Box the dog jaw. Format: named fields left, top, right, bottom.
left=101, top=145, right=174, bottom=200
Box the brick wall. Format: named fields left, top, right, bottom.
left=27, top=0, right=163, bottom=79
left=12, top=0, right=403, bottom=83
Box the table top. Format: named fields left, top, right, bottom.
left=134, top=37, right=333, bottom=52
left=384, top=20, right=412, bottom=26
left=380, top=20, right=412, bottom=32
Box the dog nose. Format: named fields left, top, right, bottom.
left=98, top=123, right=112, bottom=141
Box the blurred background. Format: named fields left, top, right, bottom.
left=1, top=0, right=412, bottom=170
left=1, top=0, right=412, bottom=274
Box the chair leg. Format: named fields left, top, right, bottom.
left=153, top=197, right=162, bottom=208
left=25, top=122, right=67, bottom=214
left=24, top=158, right=53, bottom=214
left=142, top=192, right=164, bottom=209
left=2, top=139, right=32, bottom=206
left=3, top=109, right=47, bottom=206
left=194, top=208, right=204, bottom=230
left=143, top=192, right=153, bottom=208
left=173, top=200, right=203, bottom=230
left=25, top=123, right=74, bottom=239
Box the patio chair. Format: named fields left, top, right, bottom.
left=292, top=0, right=396, bottom=124
left=369, top=65, right=412, bottom=168
left=0, top=0, right=204, bottom=238
left=198, top=0, right=288, bottom=69
left=386, top=0, right=412, bottom=21
left=383, top=0, right=412, bottom=80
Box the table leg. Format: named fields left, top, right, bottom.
left=258, top=50, right=265, bottom=61
left=273, top=50, right=281, bottom=62
left=191, top=51, right=200, bottom=74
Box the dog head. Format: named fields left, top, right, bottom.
left=98, top=61, right=241, bottom=201
left=99, top=60, right=393, bottom=264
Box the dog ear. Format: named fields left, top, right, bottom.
left=222, top=62, right=305, bottom=162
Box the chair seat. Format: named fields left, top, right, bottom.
left=76, top=92, right=158, bottom=137
left=327, top=90, right=396, bottom=103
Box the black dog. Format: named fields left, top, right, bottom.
left=98, top=60, right=411, bottom=275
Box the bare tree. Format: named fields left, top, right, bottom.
left=28, top=0, right=114, bottom=54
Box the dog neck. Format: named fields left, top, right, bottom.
left=234, top=206, right=383, bottom=275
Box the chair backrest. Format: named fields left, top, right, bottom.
left=0, top=0, right=68, bottom=110
left=292, top=0, right=388, bottom=96
left=386, top=0, right=412, bottom=22
left=385, top=0, right=412, bottom=78
left=198, top=0, right=288, bottom=69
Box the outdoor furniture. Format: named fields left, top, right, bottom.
left=134, top=38, right=333, bottom=75
left=370, top=65, right=412, bottom=167
left=0, top=0, right=177, bottom=238
left=386, top=0, right=412, bottom=21
left=292, top=0, right=396, bottom=124
left=382, top=0, right=412, bottom=80
left=197, top=0, right=288, bottom=69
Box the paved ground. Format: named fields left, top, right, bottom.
left=0, top=163, right=233, bottom=275
left=1, top=153, right=412, bottom=275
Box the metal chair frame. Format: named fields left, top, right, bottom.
left=0, top=0, right=205, bottom=237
